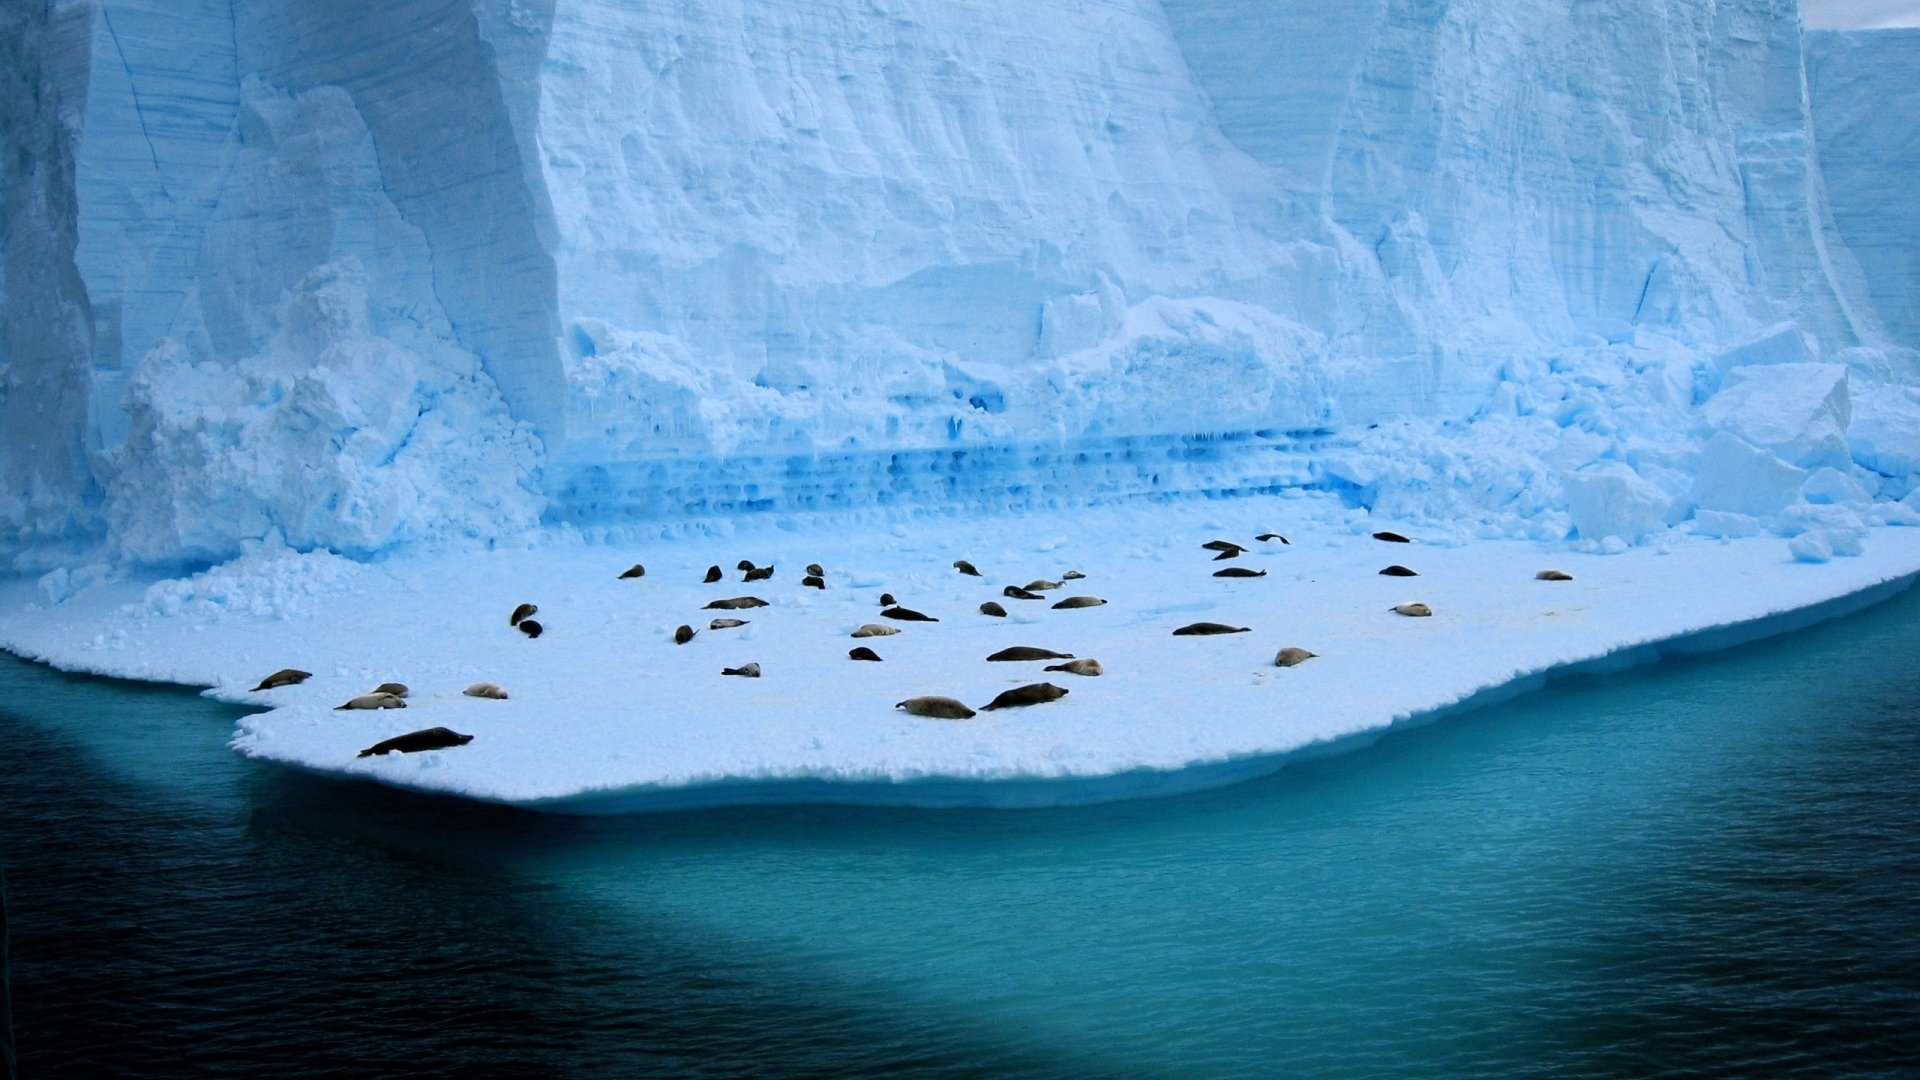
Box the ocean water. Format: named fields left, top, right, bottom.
left=3, top=587, right=1919, bottom=1077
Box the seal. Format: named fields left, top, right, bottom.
left=1373, top=531, right=1412, bottom=543
left=879, top=593, right=897, bottom=607
left=372, top=682, right=409, bottom=698
left=1391, top=602, right=1432, bottom=617
left=705, top=596, right=769, bottom=610
left=1536, top=569, right=1573, bottom=581
left=806, top=563, right=826, bottom=577
left=704, top=565, right=723, bottom=583
left=896, top=696, right=976, bottom=720
left=510, top=602, right=537, bottom=626
left=979, top=601, right=1008, bottom=617
left=1274, top=647, right=1316, bottom=667
left=736, top=560, right=758, bottom=572
left=709, top=617, right=748, bottom=629
left=848, top=646, right=883, bottom=662
left=1202, top=540, right=1246, bottom=554
left=251, top=668, right=311, bottom=692
left=744, top=565, right=775, bottom=582
left=1043, top=659, right=1103, bottom=676
left=851, top=623, right=900, bottom=638
left=802, top=574, right=826, bottom=589
left=881, top=606, right=938, bottom=622
left=1062, top=570, right=1086, bottom=580
left=1256, top=533, right=1289, bottom=544
left=1172, top=622, right=1249, bottom=636
left=721, top=662, right=761, bottom=678
left=980, top=682, right=1068, bottom=710
left=1051, top=595, right=1107, bottom=608
left=517, top=619, right=544, bottom=638
left=336, top=692, right=406, bottom=711
left=675, top=624, right=696, bottom=644
left=1024, top=578, right=1062, bottom=591
left=954, top=560, right=982, bottom=577
left=464, top=682, right=509, bottom=699
left=1003, top=586, right=1044, bottom=600
left=1213, top=568, right=1265, bottom=578
left=357, top=726, right=473, bottom=758
left=1379, top=565, right=1418, bottom=577
left=987, top=646, right=1074, bottom=662
left=620, top=564, right=646, bottom=579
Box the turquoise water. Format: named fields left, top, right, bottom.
left=4, top=585, right=1918, bottom=1075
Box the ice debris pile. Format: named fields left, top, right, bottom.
left=1, top=2, right=1917, bottom=571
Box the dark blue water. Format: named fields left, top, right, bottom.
left=4, top=587, right=1920, bottom=1077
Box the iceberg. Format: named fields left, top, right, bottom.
left=3, top=1, right=1920, bottom=808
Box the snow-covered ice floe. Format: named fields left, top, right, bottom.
left=4, top=497, right=1919, bottom=813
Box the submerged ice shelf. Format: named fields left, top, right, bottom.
left=3, top=498, right=1918, bottom=812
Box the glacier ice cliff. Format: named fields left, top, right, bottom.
left=3, top=0, right=1917, bottom=569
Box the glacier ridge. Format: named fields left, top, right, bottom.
left=3, top=0, right=1918, bottom=570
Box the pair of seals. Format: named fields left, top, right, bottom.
left=358, top=727, right=472, bottom=758
left=464, top=682, right=509, bottom=699
left=252, top=668, right=311, bottom=691
left=1052, top=595, right=1106, bottom=609
left=337, top=692, right=406, bottom=711
left=987, top=646, right=1072, bottom=662
left=1173, top=622, right=1249, bottom=636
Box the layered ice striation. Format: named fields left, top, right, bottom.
left=3, top=0, right=1919, bottom=570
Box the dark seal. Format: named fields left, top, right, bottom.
left=357, top=727, right=474, bottom=758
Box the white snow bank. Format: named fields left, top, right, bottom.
left=4, top=496, right=1919, bottom=812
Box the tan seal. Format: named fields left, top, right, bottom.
left=464, top=682, right=509, bottom=699
left=1274, top=648, right=1317, bottom=667
left=1391, top=602, right=1432, bottom=617
left=252, top=668, right=311, bottom=692
left=371, top=682, right=409, bottom=698
left=897, top=696, right=977, bottom=720
left=336, top=692, right=406, bottom=711
left=980, top=683, right=1068, bottom=710
left=1043, top=659, right=1103, bottom=676
left=708, top=617, right=748, bottom=629
left=852, top=623, right=900, bottom=638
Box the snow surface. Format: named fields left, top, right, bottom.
left=4, top=496, right=1918, bottom=811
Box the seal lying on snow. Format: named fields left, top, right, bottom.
left=337, top=692, right=406, bottom=710
left=252, top=668, right=310, bottom=691
left=981, top=683, right=1068, bottom=710
left=897, top=696, right=976, bottom=719
left=987, top=646, right=1074, bottom=662
left=1172, top=622, right=1249, bottom=636
left=357, top=727, right=473, bottom=757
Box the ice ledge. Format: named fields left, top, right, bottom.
left=3, top=501, right=1919, bottom=813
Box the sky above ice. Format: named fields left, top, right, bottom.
left=1801, top=0, right=1920, bottom=27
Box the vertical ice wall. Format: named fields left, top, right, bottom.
left=0, top=0, right=1911, bottom=566
left=1805, top=29, right=1920, bottom=348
